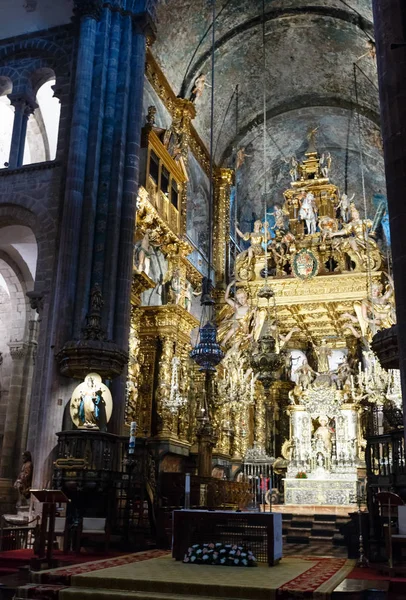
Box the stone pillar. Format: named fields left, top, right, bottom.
left=0, top=342, right=29, bottom=478
left=8, top=96, right=36, bottom=169
left=110, top=16, right=153, bottom=433
left=213, top=168, right=233, bottom=288
left=372, top=1, right=406, bottom=432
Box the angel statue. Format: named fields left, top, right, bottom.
left=235, top=147, right=251, bottom=170
left=235, top=219, right=270, bottom=267
left=270, top=204, right=288, bottom=234
left=342, top=274, right=396, bottom=339
left=336, top=192, right=354, bottom=223
left=284, top=155, right=300, bottom=182
left=217, top=280, right=254, bottom=347
left=190, top=73, right=211, bottom=102
left=320, top=152, right=332, bottom=178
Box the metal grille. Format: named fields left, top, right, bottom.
left=188, top=516, right=268, bottom=563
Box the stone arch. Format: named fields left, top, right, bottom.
left=0, top=204, right=52, bottom=294
left=0, top=224, right=38, bottom=482
left=25, top=67, right=61, bottom=163
left=0, top=38, right=68, bottom=67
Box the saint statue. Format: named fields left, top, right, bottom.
left=313, top=416, right=333, bottom=453
left=78, top=375, right=102, bottom=428
left=14, top=451, right=33, bottom=507
left=235, top=220, right=269, bottom=267
left=314, top=339, right=332, bottom=373
left=70, top=373, right=113, bottom=430
left=299, top=192, right=318, bottom=235
left=134, top=230, right=152, bottom=277
left=294, top=358, right=317, bottom=389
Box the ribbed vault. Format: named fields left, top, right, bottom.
left=154, top=0, right=384, bottom=226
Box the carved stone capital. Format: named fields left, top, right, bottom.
left=26, top=290, right=46, bottom=314
left=8, top=341, right=29, bottom=360
left=73, top=0, right=103, bottom=20
left=8, top=94, right=37, bottom=114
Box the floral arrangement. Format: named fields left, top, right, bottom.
left=183, top=543, right=257, bottom=567
left=295, top=471, right=307, bottom=479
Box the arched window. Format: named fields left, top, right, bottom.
left=24, top=75, right=60, bottom=164
left=0, top=77, right=13, bottom=169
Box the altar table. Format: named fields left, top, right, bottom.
left=172, top=509, right=282, bottom=566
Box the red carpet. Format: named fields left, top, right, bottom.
left=0, top=548, right=125, bottom=570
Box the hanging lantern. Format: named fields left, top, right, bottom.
left=190, top=321, right=224, bottom=372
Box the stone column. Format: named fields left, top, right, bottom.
left=372, top=1, right=406, bottom=432
left=7, top=96, right=36, bottom=169
left=110, top=15, right=153, bottom=433
left=0, top=342, right=29, bottom=477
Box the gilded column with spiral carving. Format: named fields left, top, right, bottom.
left=155, top=336, right=175, bottom=437
left=213, top=168, right=233, bottom=288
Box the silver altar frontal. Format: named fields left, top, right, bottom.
left=284, top=475, right=358, bottom=506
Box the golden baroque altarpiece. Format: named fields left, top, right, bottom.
left=127, top=55, right=399, bottom=505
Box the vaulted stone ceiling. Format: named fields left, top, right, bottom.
left=154, top=0, right=385, bottom=229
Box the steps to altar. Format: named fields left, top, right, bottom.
left=258, top=506, right=350, bottom=550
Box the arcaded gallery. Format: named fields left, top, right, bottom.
left=0, top=1, right=405, bottom=598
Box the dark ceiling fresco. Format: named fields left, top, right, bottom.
left=154, top=0, right=385, bottom=226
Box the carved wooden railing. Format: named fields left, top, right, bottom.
left=159, top=473, right=252, bottom=509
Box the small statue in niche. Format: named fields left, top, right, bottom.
left=320, top=152, right=332, bottom=178
left=70, top=373, right=113, bottom=430
left=183, top=280, right=200, bottom=312
left=313, top=416, right=333, bottom=453
left=14, top=451, right=33, bottom=507
left=164, top=268, right=183, bottom=305
left=235, top=219, right=270, bottom=267
left=134, top=230, right=152, bottom=277
left=190, top=73, right=211, bottom=102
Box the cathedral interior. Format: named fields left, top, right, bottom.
left=1, top=0, right=406, bottom=597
